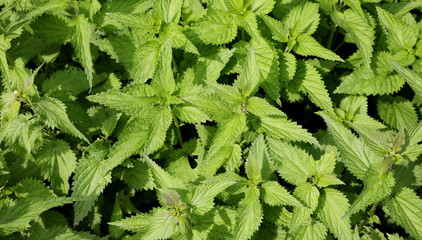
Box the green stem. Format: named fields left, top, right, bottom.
left=173, top=115, right=184, bottom=148
left=333, top=40, right=345, bottom=53
left=327, top=25, right=336, bottom=50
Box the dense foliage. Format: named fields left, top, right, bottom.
left=0, top=0, right=421, bottom=239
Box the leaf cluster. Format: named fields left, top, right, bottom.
left=0, top=0, right=421, bottom=239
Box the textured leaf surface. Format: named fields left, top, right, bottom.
left=141, top=208, right=177, bottom=240
left=296, top=61, right=334, bottom=112
left=233, top=187, right=262, bottom=240
left=191, top=9, right=237, bottom=45
left=72, top=141, right=111, bottom=224
left=87, top=91, right=158, bottom=114
left=190, top=181, right=234, bottom=215
left=30, top=226, right=103, bottom=240
left=316, top=188, right=353, bottom=240
left=389, top=62, right=422, bottom=98
left=0, top=179, right=70, bottom=236
left=332, top=9, right=375, bottom=67
left=261, top=181, right=302, bottom=207
left=318, top=111, right=375, bottom=180
left=35, top=97, right=88, bottom=142
left=260, top=116, right=318, bottom=145
left=291, top=221, right=327, bottom=240
left=294, top=35, right=343, bottom=62
left=142, top=107, right=173, bottom=154
left=346, top=165, right=395, bottom=217
left=72, top=15, right=94, bottom=89
left=377, top=97, right=418, bottom=130
left=376, top=7, right=418, bottom=51
left=245, top=134, right=271, bottom=181
left=36, top=140, right=76, bottom=194
left=384, top=188, right=422, bottom=239
left=267, top=138, right=314, bottom=185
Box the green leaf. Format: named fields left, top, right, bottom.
left=407, top=121, right=422, bottom=146
left=267, top=138, right=314, bottom=185
left=190, top=9, right=237, bottom=45
left=2, top=0, right=68, bottom=37
left=189, top=180, right=235, bottom=215
left=166, top=155, right=198, bottom=183
left=250, top=0, right=275, bottom=15
left=233, top=187, right=263, bottom=240
left=87, top=90, right=158, bottom=114
left=335, top=52, right=407, bottom=95
left=284, top=2, right=320, bottom=37
left=172, top=104, right=209, bottom=123
left=290, top=221, right=327, bottom=240
left=42, top=70, right=95, bottom=95
left=224, top=143, right=243, bottom=172
left=144, top=156, right=186, bottom=190
left=30, top=226, right=104, bottom=240
left=261, top=181, right=302, bottom=207
left=384, top=188, right=422, bottom=239
left=290, top=182, right=320, bottom=230
left=294, top=35, right=343, bottom=62
left=192, top=206, right=237, bottom=239
left=376, top=7, right=418, bottom=52
left=253, top=37, right=280, bottom=99
left=233, top=43, right=260, bottom=97
left=346, top=165, right=395, bottom=217
left=389, top=62, right=422, bottom=98
left=192, top=47, right=233, bottom=83
left=315, top=152, right=344, bottom=187
left=235, top=10, right=260, bottom=39
left=316, top=188, right=353, bottom=240
left=131, top=39, right=161, bottom=84
left=199, top=113, right=247, bottom=177
left=151, top=43, right=176, bottom=96
left=32, top=15, right=71, bottom=43
left=1, top=96, right=18, bottom=124
left=260, top=116, right=318, bottom=145
left=261, top=15, right=288, bottom=43
left=71, top=141, right=111, bottom=224
left=141, top=208, right=177, bottom=240
left=0, top=35, right=11, bottom=83
left=349, top=115, right=387, bottom=131
left=168, top=23, right=199, bottom=54
left=0, top=113, right=42, bottom=154
left=93, top=34, right=134, bottom=70
left=36, top=140, right=76, bottom=194
left=295, top=61, right=334, bottom=112
left=0, top=179, right=70, bottom=236
left=318, top=111, right=375, bottom=180
left=72, top=15, right=94, bottom=89
left=332, top=9, right=375, bottom=67
left=105, top=131, right=148, bottom=172
left=315, top=152, right=336, bottom=175
left=246, top=97, right=285, bottom=117
left=208, top=113, right=247, bottom=150
left=245, top=134, right=271, bottom=181
left=377, top=97, right=418, bottom=130
left=122, top=160, right=154, bottom=191
left=35, top=97, right=89, bottom=142
left=159, top=0, right=183, bottom=23
left=109, top=213, right=150, bottom=233
left=159, top=188, right=182, bottom=207
left=142, top=107, right=173, bottom=154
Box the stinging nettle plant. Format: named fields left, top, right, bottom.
left=0, top=0, right=421, bottom=239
